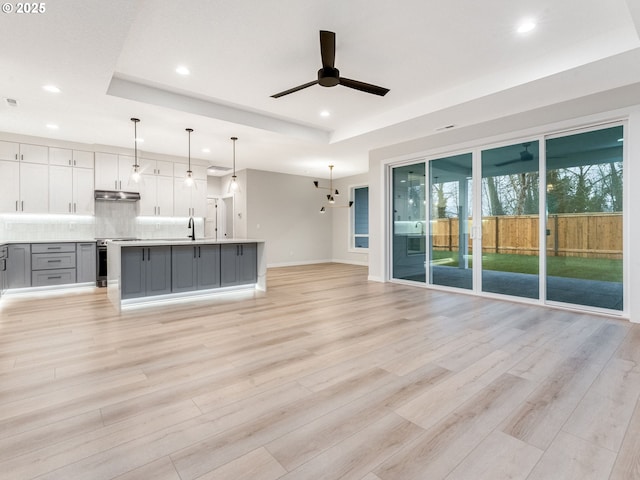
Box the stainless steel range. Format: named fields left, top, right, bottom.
left=96, top=238, right=136, bottom=287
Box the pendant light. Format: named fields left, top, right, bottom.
left=229, top=136, right=239, bottom=192
left=130, top=118, right=141, bottom=183
left=184, top=128, right=195, bottom=187
left=314, top=165, right=353, bottom=213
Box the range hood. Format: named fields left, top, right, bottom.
left=94, top=190, right=141, bottom=202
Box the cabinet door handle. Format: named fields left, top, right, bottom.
left=47, top=247, right=62, bottom=250
left=157, top=206, right=160, bottom=215
left=74, top=203, right=76, bottom=213
left=21, top=201, right=24, bottom=211
left=48, top=276, right=61, bottom=280
left=115, top=180, right=118, bottom=189
left=69, top=203, right=71, bottom=212
left=47, top=259, right=62, bottom=263
left=193, top=247, right=196, bottom=258
left=73, top=160, right=76, bottom=166
left=148, top=248, right=151, bottom=260
left=15, top=200, right=18, bottom=211
left=241, top=245, right=244, bottom=256
left=142, top=248, right=145, bottom=261
left=198, top=247, right=201, bottom=258
left=15, top=153, right=18, bottom=160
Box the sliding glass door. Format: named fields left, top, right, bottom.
left=389, top=124, right=624, bottom=314
left=429, top=153, right=473, bottom=289
left=481, top=141, right=540, bottom=299
left=545, top=126, right=623, bottom=310
left=392, top=163, right=426, bottom=282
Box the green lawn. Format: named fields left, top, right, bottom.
left=431, top=250, right=622, bottom=282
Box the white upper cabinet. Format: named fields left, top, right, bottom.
left=140, top=158, right=173, bottom=177
left=49, top=148, right=94, bottom=169
left=0, top=141, right=48, bottom=164
left=173, top=177, right=207, bottom=217
left=49, top=162, right=94, bottom=215
left=94, top=152, right=139, bottom=192
left=19, top=144, right=48, bottom=164
left=0, top=141, right=19, bottom=161
left=0, top=160, right=20, bottom=212
left=139, top=174, right=174, bottom=216
left=19, top=162, right=48, bottom=212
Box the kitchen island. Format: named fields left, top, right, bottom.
left=107, top=238, right=266, bottom=311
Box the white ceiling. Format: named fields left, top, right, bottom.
left=1, top=0, right=640, bottom=179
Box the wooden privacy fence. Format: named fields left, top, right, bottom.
left=431, top=212, right=622, bottom=259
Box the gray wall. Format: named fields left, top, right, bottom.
left=245, top=169, right=332, bottom=267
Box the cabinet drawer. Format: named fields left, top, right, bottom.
left=32, top=243, right=76, bottom=253
left=32, top=268, right=76, bottom=287
left=32, top=252, right=76, bottom=270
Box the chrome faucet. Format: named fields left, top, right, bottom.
left=415, top=221, right=424, bottom=235
left=188, top=217, right=196, bottom=241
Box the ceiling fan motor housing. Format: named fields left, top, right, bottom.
left=318, top=67, right=340, bottom=87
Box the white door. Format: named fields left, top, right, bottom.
left=137, top=174, right=156, bottom=216
left=222, top=196, right=234, bottom=238
left=156, top=175, right=174, bottom=217
left=205, top=198, right=218, bottom=239
left=73, top=167, right=95, bottom=215
left=94, top=152, right=119, bottom=190
left=20, top=162, right=48, bottom=213
left=49, top=165, right=73, bottom=213
left=0, top=160, right=20, bottom=212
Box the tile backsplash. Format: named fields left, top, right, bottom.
left=0, top=201, right=204, bottom=241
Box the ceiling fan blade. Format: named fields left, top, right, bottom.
left=271, top=80, right=318, bottom=98
left=320, top=30, right=336, bottom=69
left=496, top=157, right=536, bottom=167
left=339, top=77, right=389, bottom=96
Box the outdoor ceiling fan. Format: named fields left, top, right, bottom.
left=496, top=143, right=535, bottom=167
left=270, top=30, right=390, bottom=98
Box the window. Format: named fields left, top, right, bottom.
left=352, top=186, right=369, bottom=249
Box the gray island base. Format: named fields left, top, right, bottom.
left=107, top=239, right=266, bottom=311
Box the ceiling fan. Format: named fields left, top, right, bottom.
left=496, top=143, right=535, bottom=167
left=271, top=30, right=390, bottom=98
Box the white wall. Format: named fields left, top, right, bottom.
left=245, top=169, right=332, bottom=267
left=331, top=173, right=369, bottom=266
left=368, top=105, right=640, bottom=321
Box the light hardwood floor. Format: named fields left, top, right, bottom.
left=1, top=263, right=639, bottom=479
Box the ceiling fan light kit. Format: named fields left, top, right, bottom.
left=271, top=30, right=389, bottom=98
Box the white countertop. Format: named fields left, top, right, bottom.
left=109, top=238, right=264, bottom=247
left=0, top=239, right=96, bottom=245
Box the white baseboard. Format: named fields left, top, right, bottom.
left=367, top=275, right=384, bottom=282
left=267, top=259, right=333, bottom=268
left=267, top=259, right=369, bottom=268
left=330, top=259, right=369, bottom=267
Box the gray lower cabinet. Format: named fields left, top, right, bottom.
left=121, top=246, right=172, bottom=299
left=76, top=242, right=96, bottom=283
left=31, top=243, right=76, bottom=287
left=172, top=244, right=220, bottom=293
left=0, top=244, right=7, bottom=295
left=7, top=244, right=31, bottom=288
left=220, top=243, right=257, bottom=287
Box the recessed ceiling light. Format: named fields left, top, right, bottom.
left=176, top=65, right=190, bottom=75
left=320, top=110, right=330, bottom=118
left=46, top=124, right=59, bottom=130
left=201, top=148, right=211, bottom=153
left=517, top=19, right=536, bottom=34
left=42, top=85, right=61, bottom=93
